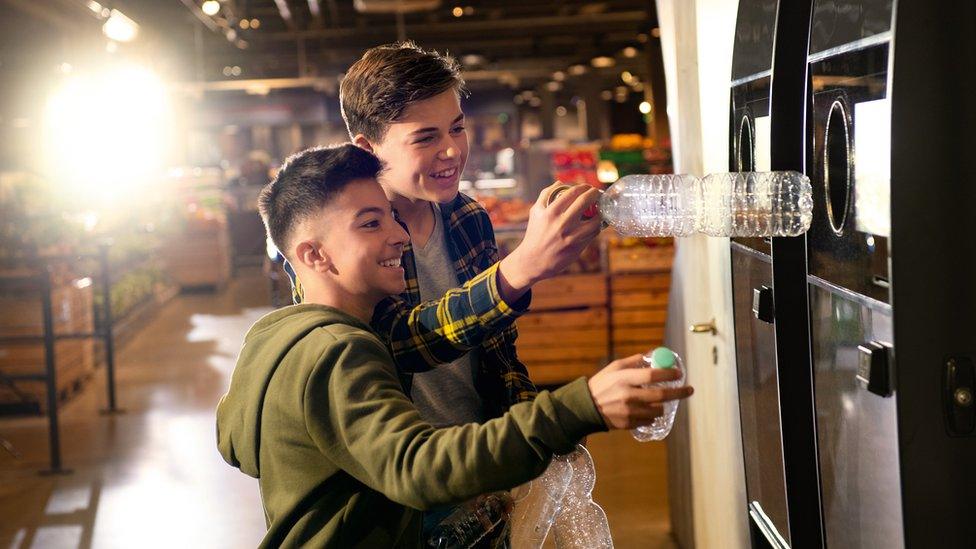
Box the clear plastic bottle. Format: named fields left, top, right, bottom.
left=699, top=171, right=813, bottom=237
left=597, top=174, right=702, bottom=237
left=426, top=492, right=513, bottom=548
left=546, top=171, right=812, bottom=238
left=632, top=346, right=684, bottom=442
left=551, top=445, right=613, bottom=549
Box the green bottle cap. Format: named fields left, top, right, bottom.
left=650, top=347, right=676, bottom=369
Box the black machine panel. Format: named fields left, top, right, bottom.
left=808, top=283, right=903, bottom=548
left=731, top=246, right=790, bottom=544
left=809, top=0, right=893, bottom=55
left=808, top=42, right=891, bottom=303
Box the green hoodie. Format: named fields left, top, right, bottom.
left=216, top=304, right=607, bottom=548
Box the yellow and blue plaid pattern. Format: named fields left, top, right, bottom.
left=285, top=193, right=537, bottom=415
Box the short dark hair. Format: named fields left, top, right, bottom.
left=258, top=144, right=383, bottom=259
left=340, top=41, right=468, bottom=142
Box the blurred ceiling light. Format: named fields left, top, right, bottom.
left=452, top=6, right=463, bottom=17
left=102, top=9, right=139, bottom=42
left=222, top=66, right=233, bottom=76
left=631, top=82, right=644, bottom=92
left=597, top=160, right=619, bottom=183
left=461, top=53, right=486, bottom=66
left=231, top=65, right=242, bottom=76
left=651, top=27, right=661, bottom=38
left=519, top=90, right=535, bottom=100
left=568, top=64, right=587, bottom=76
left=202, top=0, right=221, bottom=16
left=639, top=101, right=652, bottom=114
left=552, top=71, right=566, bottom=81
left=528, top=96, right=542, bottom=107
left=239, top=19, right=250, bottom=29
left=86, top=1, right=103, bottom=15
left=250, top=18, right=261, bottom=28
left=513, top=95, right=524, bottom=105
left=226, top=29, right=238, bottom=40
left=620, top=70, right=634, bottom=84
left=600, top=90, right=613, bottom=100
left=545, top=81, right=562, bottom=92
left=636, top=33, right=649, bottom=43
left=590, top=56, right=615, bottom=68
left=463, top=6, right=474, bottom=15
left=615, top=85, right=629, bottom=94
left=555, top=106, right=568, bottom=117
left=44, top=64, right=171, bottom=202
left=621, top=46, right=638, bottom=58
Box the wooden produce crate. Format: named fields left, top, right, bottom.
left=608, top=245, right=674, bottom=274
left=517, top=274, right=609, bottom=385
left=611, top=272, right=671, bottom=358
left=0, top=277, right=96, bottom=413
left=162, top=219, right=231, bottom=290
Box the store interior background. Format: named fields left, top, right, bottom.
left=0, top=0, right=749, bottom=547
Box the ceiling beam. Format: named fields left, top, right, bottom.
left=257, top=10, right=648, bottom=41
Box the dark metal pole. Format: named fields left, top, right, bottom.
left=39, top=268, right=69, bottom=475
left=98, top=243, right=121, bottom=414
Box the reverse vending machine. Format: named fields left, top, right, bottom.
left=729, top=1, right=976, bottom=547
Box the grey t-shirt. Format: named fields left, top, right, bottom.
left=409, top=204, right=486, bottom=427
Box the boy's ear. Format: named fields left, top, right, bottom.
left=295, top=240, right=335, bottom=273
left=353, top=134, right=374, bottom=153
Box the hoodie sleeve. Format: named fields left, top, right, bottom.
left=303, top=331, right=606, bottom=511
left=370, top=262, right=531, bottom=374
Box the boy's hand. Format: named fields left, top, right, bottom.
left=587, top=354, right=694, bottom=430
left=497, top=182, right=602, bottom=300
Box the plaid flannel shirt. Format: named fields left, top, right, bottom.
left=285, top=192, right=538, bottom=416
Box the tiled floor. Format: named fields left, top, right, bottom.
left=0, top=271, right=676, bottom=548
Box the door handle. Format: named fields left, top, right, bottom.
left=689, top=319, right=717, bottom=336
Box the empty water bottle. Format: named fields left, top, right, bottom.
left=632, top=347, right=684, bottom=442
left=545, top=171, right=812, bottom=238
left=427, top=492, right=513, bottom=549
left=699, top=171, right=813, bottom=237
left=598, top=174, right=701, bottom=237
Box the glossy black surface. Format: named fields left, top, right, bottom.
left=810, top=0, right=893, bottom=54
left=807, top=42, right=890, bottom=303
left=732, top=247, right=791, bottom=545
left=731, top=0, right=779, bottom=80
left=808, top=285, right=904, bottom=548
left=730, top=76, right=773, bottom=255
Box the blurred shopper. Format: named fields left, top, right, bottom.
left=216, top=144, right=693, bottom=548
left=282, top=43, right=603, bottom=542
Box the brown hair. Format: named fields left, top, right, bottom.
left=340, top=41, right=467, bottom=142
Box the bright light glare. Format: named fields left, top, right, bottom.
left=639, top=101, right=652, bottom=114
left=202, top=0, right=221, bottom=16
left=44, top=65, right=170, bottom=203
left=102, top=9, right=139, bottom=42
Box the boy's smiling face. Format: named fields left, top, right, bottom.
left=311, top=178, right=409, bottom=303
left=365, top=89, right=468, bottom=206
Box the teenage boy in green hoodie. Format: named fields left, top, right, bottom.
left=217, top=144, right=693, bottom=548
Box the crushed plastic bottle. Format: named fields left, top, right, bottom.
left=551, top=445, right=614, bottom=549
left=426, top=492, right=514, bottom=549
left=509, top=455, right=573, bottom=548
left=632, top=346, right=684, bottom=442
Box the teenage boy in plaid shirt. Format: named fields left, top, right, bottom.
left=284, top=42, right=602, bottom=540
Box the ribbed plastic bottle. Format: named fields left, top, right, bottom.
left=632, top=347, right=684, bottom=442
left=698, top=171, right=813, bottom=237
left=426, top=492, right=513, bottom=548
left=548, top=171, right=812, bottom=238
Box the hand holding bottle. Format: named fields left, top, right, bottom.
left=587, top=353, right=693, bottom=430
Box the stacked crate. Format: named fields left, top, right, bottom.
left=0, top=274, right=96, bottom=413
left=608, top=244, right=674, bottom=358
left=516, top=273, right=609, bottom=385
left=163, top=218, right=231, bottom=290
